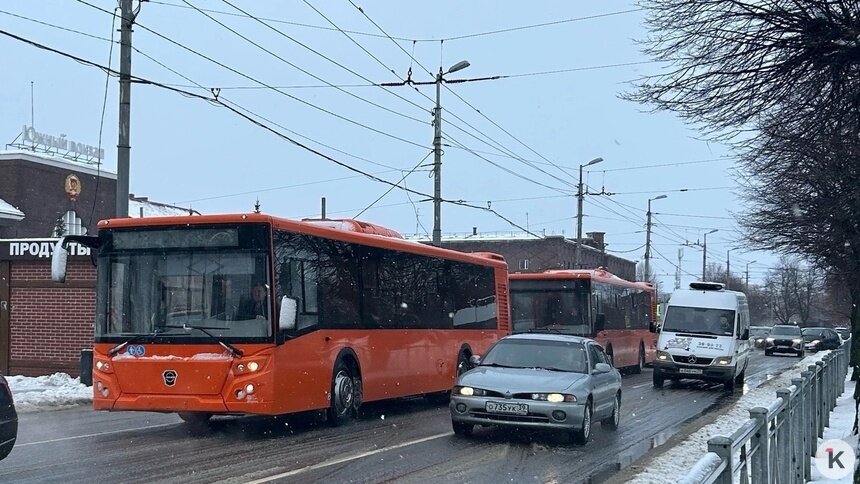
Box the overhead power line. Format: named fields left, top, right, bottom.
left=354, top=150, right=433, bottom=218
left=149, top=1, right=642, bottom=43
left=587, top=157, right=736, bottom=172
left=76, top=0, right=429, bottom=149
left=1, top=27, right=538, bottom=236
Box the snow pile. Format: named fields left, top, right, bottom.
left=628, top=352, right=833, bottom=483
left=809, top=376, right=858, bottom=483
left=6, top=373, right=92, bottom=413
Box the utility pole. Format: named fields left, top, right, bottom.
left=432, top=67, right=443, bottom=246
left=644, top=194, right=667, bottom=283
left=702, top=229, right=718, bottom=280
left=745, top=260, right=756, bottom=292
left=574, top=157, right=603, bottom=268
left=726, top=248, right=734, bottom=289
left=675, top=247, right=683, bottom=290
left=116, top=0, right=135, bottom=219
left=430, top=60, right=470, bottom=246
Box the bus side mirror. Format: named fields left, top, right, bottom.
left=279, top=296, right=297, bottom=331
left=51, top=238, right=70, bottom=283
left=595, top=314, right=606, bottom=332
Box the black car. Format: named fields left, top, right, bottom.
left=802, top=327, right=842, bottom=352
left=0, top=374, right=17, bottom=461
left=764, top=325, right=804, bottom=357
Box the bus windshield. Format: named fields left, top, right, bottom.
left=510, top=280, right=591, bottom=335
left=96, top=226, right=272, bottom=342
left=662, top=306, right=735, bottom=336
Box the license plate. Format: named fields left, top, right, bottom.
left=679, top=368, right=703, bottom=375
left=486, top=401, right=528, bottom=415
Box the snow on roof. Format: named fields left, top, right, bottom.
left=128, top=194, right=200, bottom=218
left=0, top=150, right=116, bottom=179
left=402, top=231, right=608, bottom=254
left=0, top=196, right=24, bottom=221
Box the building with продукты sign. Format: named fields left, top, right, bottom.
left=0, top=150, right=197, bottom=376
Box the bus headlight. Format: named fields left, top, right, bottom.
left=248, top=361, right=259, bottom=372
left=245, top=384, right=255, bottom=395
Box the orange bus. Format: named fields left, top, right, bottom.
left=52, top=214, right=510, bottom=425
left=508, top=269, right=657, bottom=372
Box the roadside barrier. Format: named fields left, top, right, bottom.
left=680, top=340, right=852, bottom=484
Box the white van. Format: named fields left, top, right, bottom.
left=653, top=282, right=751, bottom=391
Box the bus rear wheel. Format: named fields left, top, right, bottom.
left=632, top=344, right=645, bottom=374
left=327, top=360, right=356, bottom=427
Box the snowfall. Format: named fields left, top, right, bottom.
left=627, top=350, right=859, bottom=484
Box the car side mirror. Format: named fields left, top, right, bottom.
left=740, top=329, right=749, bottom=340
left=594, top=363, right=612, bottom=374
left=279, top=296, right=297, bottom=331
left=469, top=355, right=482, bottom=367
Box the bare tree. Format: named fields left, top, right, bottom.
left=629, top=0, right=860, bottom=141
left=633, top=0, right=860, bottom=442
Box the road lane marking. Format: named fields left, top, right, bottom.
left=17, top=423, right=178, bottom=447
left=244, top=431, right=453, bottom=483
left=631, top=383, right=650, bottom=389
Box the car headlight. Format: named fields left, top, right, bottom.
left=715, top=357, right=732, bottom=365
left=656, top=350, right=671, bottom=361
left=454, top=386, right=487, bottom=396
left=531, top=393, right=576, bottom=402
left=755, top=338, right=764, bottom=343
left=766, top=337, right=775, bottom=342
left=792, top=338, right=802, bottom=344
left=810, top=340, right=820, bottom=346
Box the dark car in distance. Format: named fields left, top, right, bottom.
left=0, top=374, right=17, bottom=461
left=802, top=327, right=842, bottom=352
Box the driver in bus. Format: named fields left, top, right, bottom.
left=237, top=282, right=269, bottom=320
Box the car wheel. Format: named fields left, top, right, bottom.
left=571, top=400, right=593, bottom=444
left=602, top=393, right=621, bottom=430
left=0, top=439, right=13, bottom=461
left=764, top=349, right=772, bottom=356
left=724, top=376, right=736, bottom=392
left=798, top=350, right=805, bottom=358
left=452, top=420, right=473, bottom=436
left=653, top=370, right=665, bottom=389
left=734, top=369, right=745, bottom=385
left=327, top=360, right=356, bottom=427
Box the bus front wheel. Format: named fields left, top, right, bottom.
left=327, top=360, right=356, bottom=426
left=178, top=412, right=212, bottom=427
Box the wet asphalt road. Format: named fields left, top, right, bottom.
left=0, top=352, right=802, bottom=484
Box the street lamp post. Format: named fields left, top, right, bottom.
left=432, top=60, right=470, bottom=246
left=574, top=157, right=603, bottom=268
left=726, top=248, right=735, bottom=289
left=702, top=229, right=718, bottom=280
left=745, top=260, right=757, bottom=291
left=644, top=194, right=668, bottom=283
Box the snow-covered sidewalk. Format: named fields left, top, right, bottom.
left=808, top=375, right=858, bottom=483
left=627, top=352, right=834, bottom=483
left=7, top=373, right=92, bottom=413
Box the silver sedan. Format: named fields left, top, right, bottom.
left=450, top=333, right=622, bottom=444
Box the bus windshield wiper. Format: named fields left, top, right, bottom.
left=164, top=324, right=244, bottom=357
left=108, top=327, right=165, bottom=356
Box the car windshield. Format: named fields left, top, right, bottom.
left=770, top=325, right=802, bottom=337
left=480, top=339, right=588, bottom=373
left=662, top=306, right=735, bottom=336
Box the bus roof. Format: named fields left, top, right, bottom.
left=96, top=213, right=508, bottom=269
left=509, top=268, right=654, bottom=291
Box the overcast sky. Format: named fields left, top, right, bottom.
left=0, top=0, right=779, bottom=290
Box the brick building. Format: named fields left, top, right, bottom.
left=408, top=230, right=637, bottom=282
left=0, top=151, right=195, bottom=376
